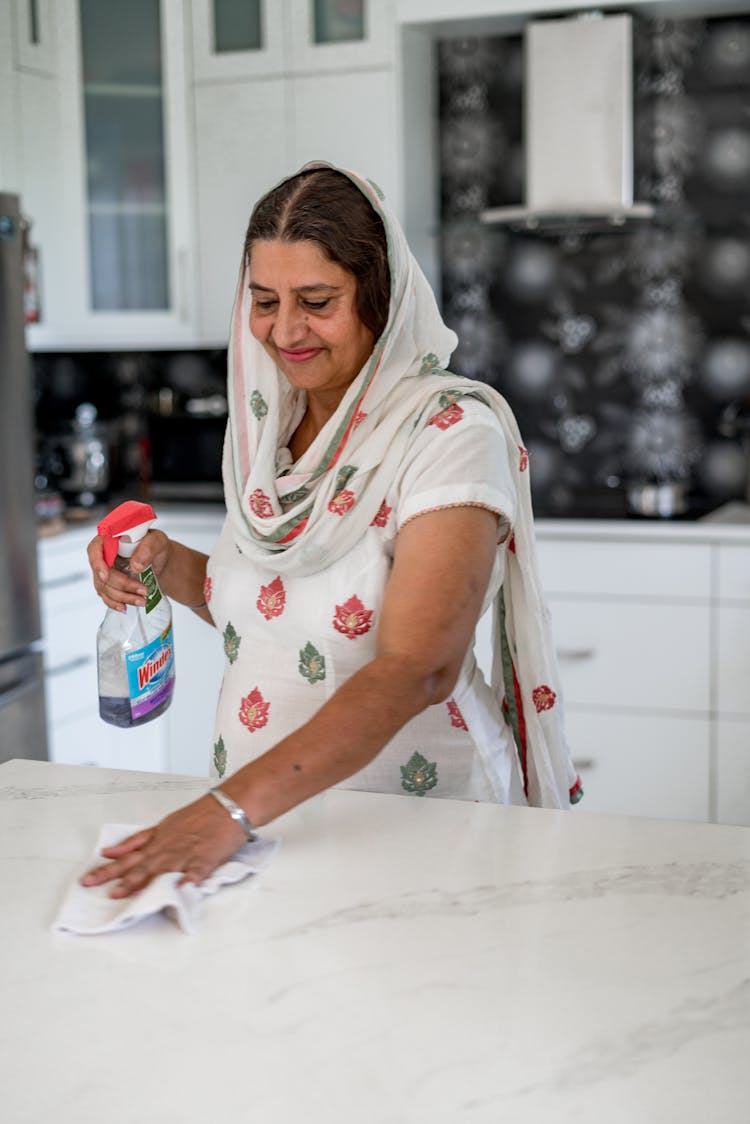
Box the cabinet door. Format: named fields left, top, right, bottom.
left=547, top=598, right=710, bottom=714
left=291, top=70, right=399, bottom=210
left=12, top=0, right=56, bottom=74
left=717, top=605, right=750, bottom=716
left=192, top=0, right=285, bottom=81
left=193, top=77, right=290, bottom=342
left=717, top=718, right=750, bottom=827
left=26, top=0, right=197, bottom=350
left=287, top=0, right=394, bottom=72
left=565, top=709, right=710, bottom=822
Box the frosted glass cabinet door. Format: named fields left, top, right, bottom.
left=287, top=0, right=394, bottom=71
left=191, top=0, right=286, bottom=80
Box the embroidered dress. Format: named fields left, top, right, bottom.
left=208, top=162, right=581, bottom=808
left=208, top=397, right=525, bottom=801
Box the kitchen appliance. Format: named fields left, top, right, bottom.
left=480, top=12, right=654, bottom=232
left=146, top=392, right=226, bottom=501
left=0, top=192, right=48, bottom=764
left=44, top=401, right=113, bottom=508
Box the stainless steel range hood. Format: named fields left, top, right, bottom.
left=481, top=12, right=654, bottom=233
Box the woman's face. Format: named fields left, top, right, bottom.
left=248, top=239, right=375, bottom=406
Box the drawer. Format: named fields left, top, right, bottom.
left=535, top=538, right=711, bottom=600
left=717, top=605, right=750, bottom=715
left=717, top=544, right=750, bottom=602
left=41, top=589, right=101, bottom=670
left=44, top=650, right=98, bottom=724
left=566, top=710, right=710, bottom=821
left=548, top=599, right=710, bottom=712
left=48, top=707, right=166, bottom=773
left=716, top=717, right=750, bottom=827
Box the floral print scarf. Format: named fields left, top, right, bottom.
left=222, top=162, right=581, bottom=809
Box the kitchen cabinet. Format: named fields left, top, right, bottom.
left=38, top=508, right=225, bottom=777
left=24, top=0, right=198, bottom=351
left=191, top=0, right=398, bottom=343
left=11, top=0, right=57, bottom=75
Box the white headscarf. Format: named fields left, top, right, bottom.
left=222, top=162, right=582, bottom=809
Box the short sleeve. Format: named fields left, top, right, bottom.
left=393, top=397, right=517, bottom=534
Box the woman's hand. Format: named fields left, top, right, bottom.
left=79, top=794, right=248, bottom=898
left=87, top=528, right=171, bottom=612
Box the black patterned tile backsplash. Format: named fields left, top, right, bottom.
left=438, top=16, right=750, bottom=517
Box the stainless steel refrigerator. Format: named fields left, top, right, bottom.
left=0, top=192, right=48, bottom=764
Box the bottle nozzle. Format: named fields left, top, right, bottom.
left=97, top=500, right=157, bottom=566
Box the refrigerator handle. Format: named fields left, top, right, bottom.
left=0, top=674, right=39, bottom=710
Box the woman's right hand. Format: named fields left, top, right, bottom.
left=87, top=528, right=171, bottom=612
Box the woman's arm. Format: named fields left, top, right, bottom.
left=87, top=529, right=214, bottom=624
left=81, top=505, right=501, bottom=896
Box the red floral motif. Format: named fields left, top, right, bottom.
left=508, top=534, right=516, bottom=554
left=333, top=594, right=373, bottom=640
left=203, top=575, right=213, bottom=604
left=257, top=576, right=286, bottom=620
left=238, top=687, right=270, bottom=732
left=328, top=489, right=356, bottom=516
left=519, top=445, right=529, bottom=472
left=352, top=408, right=368, bottom=428
left=447, top=698, right=468, bottom=730
left=532, top=684, right=557, bottom=713
left=249, top=488, right=274, bottom=518
left=428, top=403, right=464, bottom=430
left=371, top=500, right=392, bottom=528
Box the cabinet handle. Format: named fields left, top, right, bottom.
left=557, top=647, right=596, bottom=661
left=573, top=758, right=596, bottom=771
left=41, top=571, right=89, bottom=591
left=46, top=655, right=94, bottom=678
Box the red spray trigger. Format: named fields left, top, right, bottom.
left=97, top=501, right=157, bottom=567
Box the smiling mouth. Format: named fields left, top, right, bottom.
left=279, top=347, right=322, bottom=363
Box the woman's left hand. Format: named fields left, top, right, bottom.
left=79, top=795, right=249, bottom=898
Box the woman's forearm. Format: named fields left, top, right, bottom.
left=221, top=654, right=446, bottom=826
left=158, top=540, right=212, bottom=618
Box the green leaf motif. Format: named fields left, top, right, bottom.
left=213, top=735, right=227, bottom=778
left=223, top=621, right=241, bottom=664
left=298, top=641, right=326, bottom=685
left=419, top=353, right=441, bottom=376
left=438, top=390, right=464, bottom=409
left=334, top=464, right=358, bottom=492
left=400, top=751, right=438, bottom=797
left=250, top=390, right=268, bottom=419
left=367, top=178, right=385, bottom=200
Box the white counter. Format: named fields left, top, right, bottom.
left=2, top=758, right=749, bottom=1123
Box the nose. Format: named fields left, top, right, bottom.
left=271, top=299, right=310, bottom=349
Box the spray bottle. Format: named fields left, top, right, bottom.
left=96, top=500, right=175, bottom=728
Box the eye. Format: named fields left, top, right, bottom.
left=303, top=299, right=330, bottom=311
left=252, top=298, right=277, bottom=311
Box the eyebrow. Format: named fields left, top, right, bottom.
left=248, top=282, right=342, bottom=295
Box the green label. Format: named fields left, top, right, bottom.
left=138, top=565, right=162, bottom=613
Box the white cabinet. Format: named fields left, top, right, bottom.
left=533, top=533, right=713, bottom=822
left=11, top=0, right=57, bottom=74
left=24, top=0, right=198, bottom=351
left=38, top=508, right=225, bottom=778
left=717, top=718, right=750, bottom=827
left=191, top=0, right=286, bottom=80
left=191, top=0, right=399, bottom=343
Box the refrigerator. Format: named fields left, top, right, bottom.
left=0, top=192, right=48, bottom=764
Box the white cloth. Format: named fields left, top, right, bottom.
left=52, top=824, right=278, bottom=936
left=218, top=161, right=581, bottom=808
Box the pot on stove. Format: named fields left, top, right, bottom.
left=44, top=402, right=114, bottom=507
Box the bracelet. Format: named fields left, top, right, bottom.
left=208, top=788, right=257, bottom=842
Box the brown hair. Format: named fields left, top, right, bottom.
left=244, top=168, right=390, bottom=340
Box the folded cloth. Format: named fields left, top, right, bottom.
left=52, top=823, right=279, bottom=936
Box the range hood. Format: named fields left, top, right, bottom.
left=481, top=12, right=654, bottom=233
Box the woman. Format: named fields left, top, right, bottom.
left=83, top=164, right=581, bottom=899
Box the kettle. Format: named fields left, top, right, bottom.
left=44, top=402, right=113, bottom=507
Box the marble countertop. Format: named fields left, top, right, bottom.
left=2, top=759, right=749, bottom=1123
